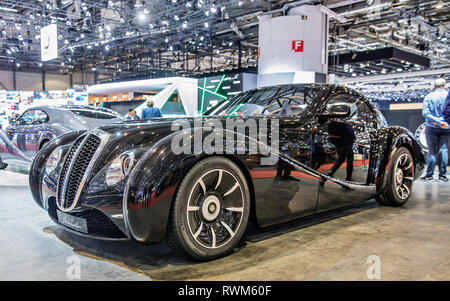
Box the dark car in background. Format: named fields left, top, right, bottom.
left=0, top=105, right=123, bottom=165
left=30, top=84, right=425, bottom=260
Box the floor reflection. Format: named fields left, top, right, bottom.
left=45, top=198, right=382, bottom=280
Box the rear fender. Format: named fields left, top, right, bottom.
left=369, top=126, right=425, bottom=194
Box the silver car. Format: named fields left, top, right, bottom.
left=0, top=105, right=123, bottom=166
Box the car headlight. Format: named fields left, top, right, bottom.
left=105, top=151, right=135, bottom=187
left=45, top=147, right=63, bottom=174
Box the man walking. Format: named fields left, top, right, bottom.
left=141, top=99, right=162, bottom=119
left=421, top=78, right=449, bottom=182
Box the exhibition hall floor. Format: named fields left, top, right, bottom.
left=0, top=169, right=449, bottom=281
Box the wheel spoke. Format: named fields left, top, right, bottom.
left=210, top=227, right=216, bottom=248
left=403, top=162, right=413, bottom=170
left=225, top=207, right=243, bottom=212
left=188, top=205, right=200, bottom=211
left=198, top=178, right=207, bottom=195
left=220, top=221, right=235, bottom=238
left=193, top=222, right=203, bottom=238
left=401, top=183, right=410, bottom=196
left=214, top=170, right=223, bottom=190
left=223, top=181, right=239, bottom=197
left=404, top=176, right=414, bottom=181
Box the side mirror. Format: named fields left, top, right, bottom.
left=9, top=118, right=16, bottom=125
left=321, top=103, right=352, bottom=118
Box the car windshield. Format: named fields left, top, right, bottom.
left=206, top=85, right=324, bottom=117
left=69, top=109, right=119, bottom=119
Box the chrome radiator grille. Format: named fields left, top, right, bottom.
left=57, top=134, right=102, bottom=211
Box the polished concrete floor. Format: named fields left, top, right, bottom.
left=0, top=168, right=449, bottom=281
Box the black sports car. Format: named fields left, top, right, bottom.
left=30, top=84, right=425, bottom=260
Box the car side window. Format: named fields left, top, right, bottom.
left=17, top=110, right=48, bottom=125
left=356, top=101, right=377, bottom=130
left=35, top=110, right=49, bottom=124
left=323, top=93, right=373, bottom=131
left=17, top=110, right=35, bottom=124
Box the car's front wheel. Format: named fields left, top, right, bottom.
left=167, top=156, right=250, bottom=260
left=376, top=147, right=414, bottom=206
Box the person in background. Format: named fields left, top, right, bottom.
left=421, top=78, right=449, bottom=182
left=141, top=99, right=162, bottom=119
left=442, top=89, right=450, bottom=125
left=125, top=109, right=140, bottom=121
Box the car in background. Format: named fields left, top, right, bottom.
left=0, top=105, right=123, bottom=164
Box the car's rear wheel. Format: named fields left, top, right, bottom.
left=376, top=147, right=414, bottom=206
left=167, top=156, right=250, bottom=260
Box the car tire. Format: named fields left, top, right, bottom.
left=167, top=156, right=250, bottom=260
left=376, top=147, right=414, bottom=207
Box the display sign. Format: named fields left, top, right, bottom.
left=40, top=24, right=58, bottom=61
left=197, top=73, right=243, bottom=114
left=292, top=40, right=304, bottom=52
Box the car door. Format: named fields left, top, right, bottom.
left=251, top=86, right=324, bottom=226
left=314, top=92, right=375, bottom=212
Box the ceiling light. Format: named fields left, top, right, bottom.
left=0, top=7, right=18, bottom=12
left=204, top=22, right=209, bottom=28
left=182, top=21, right=188, bottom=28
left=436, top=1, right=445, bottom=9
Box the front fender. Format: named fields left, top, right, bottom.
left=123, top=132, right=201, bottom=243
left=369, top=126, right=425, bottom=194
left=29, top=131, right=86, bottom=209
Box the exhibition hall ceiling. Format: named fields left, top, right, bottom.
left=0, top=1, right=448, bottom=91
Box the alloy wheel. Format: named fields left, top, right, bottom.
left=186, top=169, right=245, bottom=249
